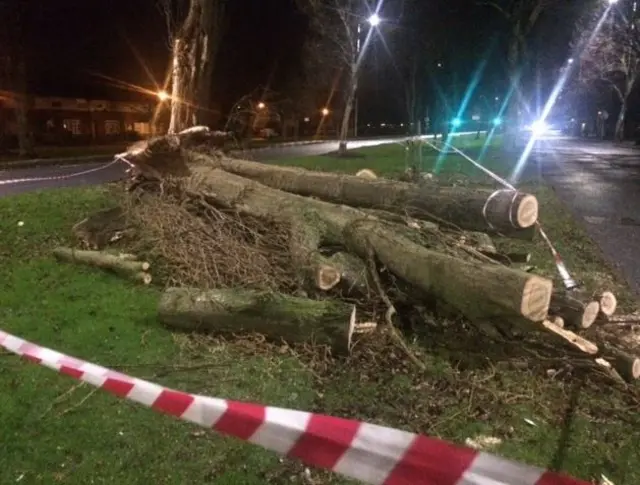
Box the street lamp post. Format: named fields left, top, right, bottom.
left=353, top=13, right=381, bottom=139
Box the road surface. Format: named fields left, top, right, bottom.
left=0, top=137, right=414, bottom=198
left=537, top=137, right=640, bottom=295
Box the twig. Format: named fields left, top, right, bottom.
left=58, top=387, right=99, bottom=417
left=39, top=382, right=85, bottom=419
left=366, top=246, right=425, bottom=371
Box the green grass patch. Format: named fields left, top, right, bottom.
left=0, top=187, right=317, bottom=484
left=274, top=134, right=519, bottom=179
left=0, top=139, right=639, bottom=485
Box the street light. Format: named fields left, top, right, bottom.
left=257, top=102, right=266, bottom=110
left=353, top=13, right=383, bottom=140
left=368, top=13, right=381, bottom=26
left=567, top=58, right=574, bottom=64
left=321, top=108, right=330, bottom=116
left=157, top=90, right=169, bottom=101
left=608, top=0, right=618, bottom=4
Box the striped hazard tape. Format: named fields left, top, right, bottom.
left=0, top=155, right=132, bottom=187
left=0, top=329, right=589, bottom=485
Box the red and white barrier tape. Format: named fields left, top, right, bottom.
left=0, top=329, right=588, bottom=485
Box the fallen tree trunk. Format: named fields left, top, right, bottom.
left=190, top=169, right=553, bottom=325
left=186, top=152, right=539, bottom=236
left=158, top=287, right=357, bottom=354
left=53, top=247, right=151, bottom=284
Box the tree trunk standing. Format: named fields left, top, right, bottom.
left=614, top=99, right=626, bottom=142
left=338, top=67, right=357, bottom=156
left=14, top=59, right=35, bottom=158
left=167, top=0, right=224, bottom=134
left=192, top=0, right=224, bottom=127
left=168, top=9, right=198, bottom=134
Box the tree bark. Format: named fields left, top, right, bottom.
left=158, top=287, right=357, bottom=354
left=614, top=99, right=626, bottom=142
left=167, top=0, right=224, bottom=133
left=187, top=152, right=539, bottom=235
left=338, top=67, right=357, bottom=155
left=190, top=168, right=553, bottom=325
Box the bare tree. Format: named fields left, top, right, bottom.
left=298, top=0, right=373, bottom=155
left=575, top=2, right=640, bottom=141
left=158, top=0, right=226, bottom=133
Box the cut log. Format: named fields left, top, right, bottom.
left=186, top=152, right=539, bottom=236
left=598, top=291, right=617, bottom=318
left=355, top=169, right=378, bottom=180
left=549, top=292, right=600, bottom=329
left=189, top=169, right=552, bottom=324
left=134, top=272, right=153, bottom=285
left=158, top=287, right=357, bottom=354
left=53, top=247, right=151, bottom=282
left=598, top=343, right=640, bottom=382
left=325, top=251, right=370, bottom=295
left=541, top=320, right=598, bottom=355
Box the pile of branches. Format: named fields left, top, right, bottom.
left=58, top=127, right=640, bottom=384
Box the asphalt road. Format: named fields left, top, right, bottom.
left=536, top=136, right=640, bottom=295
left=0, top=136, right=415, bottom=198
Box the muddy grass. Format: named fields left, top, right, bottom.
left=0, top=139, right=639, bottom=484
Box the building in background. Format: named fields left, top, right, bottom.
left=0, top=95, right=158, bottom=148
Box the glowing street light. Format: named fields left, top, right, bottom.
left=492, top=117, right=502, bottom=126
left=368, top=13, right=381, bottom=26
left=567, top=58, right=574, bottom=64
left=157, top=90, right=169, bottom=101
left=451, top=118, right=462, bottom=128
left=257, top=102, right=266, bottom=110
left=608, top=0, right=618, bottom=4
left=321, top=107, right=330, bottom=116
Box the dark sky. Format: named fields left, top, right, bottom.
left=19, top=0, right=576, bottom=124
left=30, top=1, right=307, bottom=102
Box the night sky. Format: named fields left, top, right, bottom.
left=21, top=0, right=576, bottom=124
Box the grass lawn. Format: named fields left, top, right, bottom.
left=0, top=137, right=639, bottom=484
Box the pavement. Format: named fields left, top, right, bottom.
left=535, top=136, right=640, bottom=295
